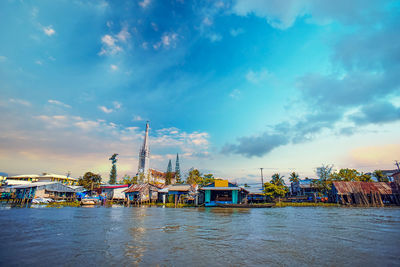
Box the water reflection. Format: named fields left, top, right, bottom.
left=125, top=208, right=149, bottom=264
left=0, top=206, right=399, bottom=266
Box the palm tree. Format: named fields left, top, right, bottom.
left=271, top=173, right=285, bottom=186
left=289, top=172, right=299, bottom=183
left=373, top=170, right=388, bottom=182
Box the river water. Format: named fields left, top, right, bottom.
left=0, top=206, right=399, bottom=266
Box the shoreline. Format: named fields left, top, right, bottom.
left=2, top=200, right=399, bottom=208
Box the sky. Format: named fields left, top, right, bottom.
left=0, top=0, right=399, bottom=185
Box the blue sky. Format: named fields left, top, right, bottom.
left=1, top=0, right=399, bottom=184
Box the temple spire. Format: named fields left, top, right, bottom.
left=137, top=121, right=150, bottom=176
left=175, top=153, right=181, bottom=183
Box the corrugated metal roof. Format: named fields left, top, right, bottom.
left=13, top=182, right=76, bottom=192
left=199, top=187, right=240, bottom=191
left=100, top=184, right=129, bottom=189
left=124, top=183, right=160, bottom=193
left=168, top=184, right=192, bottom=191
left=333, top=181, right=400, bottom=195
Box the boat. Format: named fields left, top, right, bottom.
left=80, top=198, right=100, bottom=205
left=216, top=203, right=275, bottom=208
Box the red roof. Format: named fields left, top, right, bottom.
left=124, top=183, right=159, bottom=193
left=333, top=181, right=400, bottom=195
left=101, top=184, right=129, bottom=189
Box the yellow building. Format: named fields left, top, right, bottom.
left=6, top=173, right=78, bottom=185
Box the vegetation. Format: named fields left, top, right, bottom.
left=185, top=168, right=215, bottom=186
left=289, top=172, right=300, bottom=183
left=78, top=172, right=102, bottom=190
left=45, top=201, right=81, bottom=208
left=330, top=168, right=372, bottom=182
left=120, top=174, right=137, bottom=185
left=373, top=170, right=389, bottom=182
left=165, top=160, right=173, bottom=185
left=263, top=182, right=288, bottom=201
left=275, top=202, right=339, bottom=207
left=270, top=173, right=285, bottom=186
left=108, top=153, right=118, bottom=184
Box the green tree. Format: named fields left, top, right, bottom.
left=330, top=168, right=373, bottom=182
left=359, top=173, right=372, bottom=182
left=315, top=164, right=334, bottom=194
left=373, top=170, right=389, bottom=182
left=120, top=174, right=137, bottom=185
left=165, top=160, right=173, bottom=185
left=109, top=153, right=118, bottom=184
left=186, top=168, right=202, bottom=185
left=289, top=172, right=300, bottom=183
left=78, top=172, right=102, bottom=190
left=138, top=173, right=145, bottom=184
left=201, top=174, right=215, bottom=186
left=263, top=182, right=288, bottom=201
left=271, top=173, right=285, bottom=186
left=330, top=168, right=359, bottom=181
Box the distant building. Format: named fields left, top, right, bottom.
left=291, top=178, right=320, bottom=197
left=98, top=184, right=129, bottom=200
left=199, top=180, right=248, bottom=207
left=12, top=182, right=76, bottom=201
left=331, top=181, right=400, bottom=206
left=149, top=169, right=176, bottom=184
left=6, top=173, right=77, bottom=185
left=393, top=171, right=400, bottom=184
left=124, top=183, right=161, bottom=203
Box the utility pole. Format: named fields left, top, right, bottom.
left=260, top=168, right=264, bottom=190
left=395, top=160, right=400, bottom=171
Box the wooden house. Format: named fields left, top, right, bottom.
left=167, top=184, right=195, bottom=205
left=12, top=182, right=76, bottom=203
left=99, top=184, right=129, bottom=201
left=124, top=183, right=160, bottom=204
left=199, top=180, right=248, bottom=207
left=331, top=181, right=400, bottom=206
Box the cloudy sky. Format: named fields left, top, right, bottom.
left=1, top=0, right=399, bottom=184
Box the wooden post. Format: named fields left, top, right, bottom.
left=175, top=194, right=177, bottom=208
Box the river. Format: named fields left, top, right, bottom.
left=0, top=206, right=399, bottom=266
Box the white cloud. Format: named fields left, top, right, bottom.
left=133, top=115, right=143, bottom=121
left=151, top=22, right=158, bottom=31
left=75, top=120, right=100, bottom=131
left=203, top=17, right=213, bottom=26
left=229, top=89, right=241, bottom=99
left=0, top=56, right=7, bottom=62
left=48, top=99, right=71, bottom=108
left=35, top=60, right=43, bottom=65
left=139, top=0, right=151, bottom=8
left=246, top=69, right=270, bottom=83
left=113, top=101, right=122, bottom=109
left=99, top=106, right=113, bottom=113
left=102, top=35, right=115, bottom=46
left=43, top=25, right=55, bottom=36
left=232, top=0, right=389, bottom=30
left=207, top=33, right=222, bottom=42
left=9, top=98, right=31, bottom=106
left=116, top=26, right=130, bottom=42
left=161, top=32, right=178, bottom=47
left=99, top=34, right=122, bottom=55
left=230, top=28, right=244, bottom=37
left=110, top=64, right=118, bottom=71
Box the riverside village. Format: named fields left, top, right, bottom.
left=1, top=122, right=400, bottom=208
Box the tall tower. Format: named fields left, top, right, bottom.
left=175, top=153, right=181, bottom=182
left=137, top=121, right=150, bottom=176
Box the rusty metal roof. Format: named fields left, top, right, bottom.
left=332, top=181, right=400, bottom=195
left=124, top=183, right=159, bottom=193
left=168, top=184, right=192, bottom=191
